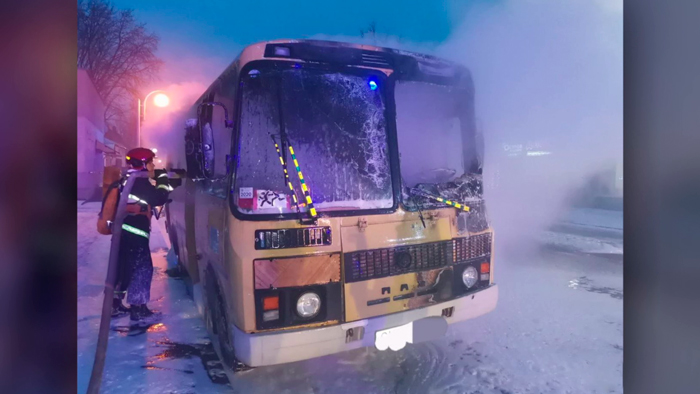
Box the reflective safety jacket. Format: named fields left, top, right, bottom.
left=97, top=169, right=171, bottom=238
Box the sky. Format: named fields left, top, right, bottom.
left=112, top=0, right=494, bottom=58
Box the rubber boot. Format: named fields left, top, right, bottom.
left=111, top=298, right=130, bottom=318
left=130, top=304, right=161, bottom=322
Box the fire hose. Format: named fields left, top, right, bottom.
left=86, top=171, right=167, bottom=394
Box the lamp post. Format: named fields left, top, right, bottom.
left=137, top=90, right=170, bottom=147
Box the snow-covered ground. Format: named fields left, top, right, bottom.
left=78, top=202, right=622, bottom=394
left=563, top=207, right=623, bottom=230
left=541, top=208, right=623, bottom=255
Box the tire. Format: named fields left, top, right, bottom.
left=205, top=267, right=236, bottom=369
left=168, top=223, right=180, bottom=258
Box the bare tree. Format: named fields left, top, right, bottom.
left=78, top=0, right=162, bottom=129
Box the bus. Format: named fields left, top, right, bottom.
left=165, top=39, right=497, bottom=370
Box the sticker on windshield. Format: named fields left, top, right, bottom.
left=255, top=190, right=290, bottom=211
left=238, top=187, right=255, bottom=211
left=238, top=187, right=253, bottom=199
left=239, top=187, right=253, bottom=199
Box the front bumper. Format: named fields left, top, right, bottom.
left=233, top=284, right=498, bottom=367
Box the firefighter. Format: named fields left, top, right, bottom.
left=112, top=147, right=171, bottom=322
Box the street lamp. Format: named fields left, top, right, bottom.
left=137, top=90, right=169, bottom=147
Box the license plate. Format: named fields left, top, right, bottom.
left=375, top=322, right=413, bottom=351
left=374, top=316, right=448, bottom=351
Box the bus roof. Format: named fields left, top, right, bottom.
left=193, top=39, right=471, bottom=110
left=238, top=39, right=467, bottom=77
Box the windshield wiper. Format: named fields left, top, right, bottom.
left=272, top=76, right=318, bottom=225
left=270, top=134, right=304, bottom=219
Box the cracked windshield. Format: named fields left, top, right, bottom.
left=234, top=67, right=392, bottom=215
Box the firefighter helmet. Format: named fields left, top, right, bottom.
left=125, top=147, right=156, bottom=168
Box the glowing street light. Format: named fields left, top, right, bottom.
left=153, top=93, right=170, bottom=108
left=137, top=90, right=170, bottom=147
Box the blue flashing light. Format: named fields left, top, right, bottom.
left=368, top=79, right=378, bottom=91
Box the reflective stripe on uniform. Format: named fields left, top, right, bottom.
left=128, top=194, right=149, bottom=205
left=156, top=184, right=172, bottom=191
left=122, top=223, right=149, bottom=239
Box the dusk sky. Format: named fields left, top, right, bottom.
left=112, top=0, right=493, bottom=60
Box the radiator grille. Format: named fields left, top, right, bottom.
left=345, top=240, right=453, bottom=283
left=255, top=227, right=331, bottom=250
left=453, top=232, right=492, bottom=262
left=344, top=233, right=492, bottom=283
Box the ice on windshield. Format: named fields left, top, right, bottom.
left=234, top=68, right=393, bottom=215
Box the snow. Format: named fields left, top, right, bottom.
left=563, top=208, right=623, bottom=230
left=542, top=207, right=623, bottom=255
left=540, top=230, right=623, bottom=255
left=78, top=202, right=622, bottom=394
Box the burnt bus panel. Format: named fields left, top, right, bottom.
left=342, top=231, right=493, bottom=322
left=339, top=217, right=453, bottom=256
left=344, top=267, right=454, bottom=322
left=254, top=253, right=341, bottom=290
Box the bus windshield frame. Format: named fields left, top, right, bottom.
left=229, top=60, right=401, bottom=221
left=393, top=77, right=482, bottom=212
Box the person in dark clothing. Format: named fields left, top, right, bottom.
left=111, top=147, right=171, bottom=322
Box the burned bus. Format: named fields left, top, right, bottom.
left=165, top=39, right=496, bottom=370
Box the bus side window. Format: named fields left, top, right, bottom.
left=211, top=94, right=233, bottom=178
left=199, top=92, right=216, bottom=179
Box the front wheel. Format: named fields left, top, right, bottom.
left=205, top=269, right=236, bottom=369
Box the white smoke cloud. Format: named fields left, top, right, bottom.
left=437, top=0, right=623, bottom=251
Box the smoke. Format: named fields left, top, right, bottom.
left=437, top=0, right=623, bottom=251
left=139, top=52, right=232, bottom=169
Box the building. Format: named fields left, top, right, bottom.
left=77, top=69, right=113, bottom=200
left=104, top=127, right=128, bottom=168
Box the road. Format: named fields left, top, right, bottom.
left=77, top=202, right=622, bottom=394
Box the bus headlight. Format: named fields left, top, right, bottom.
left=296, top=292, right=321, bottom=318
left=462, top=266, right=478, bottom=289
